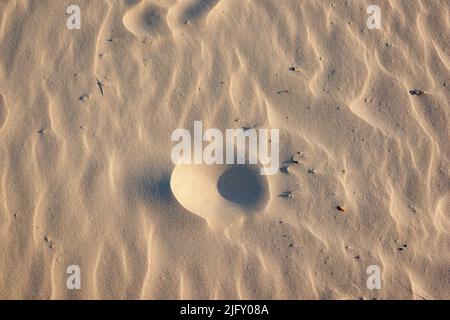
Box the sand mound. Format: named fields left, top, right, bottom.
left=170, top=164, right=269, bottom=228
left=123, top=2, right=168, bottom=39
left=178, top=0, right=221, bottom=24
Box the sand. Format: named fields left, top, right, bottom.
left=0, top=0, right=448, bottom=299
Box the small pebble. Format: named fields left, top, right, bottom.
left=280, top=166, right=289, bottom=173
left=289, top=155, right=299, bottom=164
left=279, top=191, right=294, bottom=198
left=409, top=89, right=424, bottom=96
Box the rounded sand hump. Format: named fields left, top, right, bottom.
left=122, top=2, right=168, bottom=39
left=170, top=163, right=270, bottom=228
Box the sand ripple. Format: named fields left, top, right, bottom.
left=0, top=0, right=448, bottom=299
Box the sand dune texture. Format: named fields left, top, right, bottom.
left=0, top=0, right=449, bottom=299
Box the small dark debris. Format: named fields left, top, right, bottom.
left=97, top=79, right=105, bottom=95
left=284, top=156, right=299, bottom=165
left=289, top=67, right=296, bottom=71
left=280, top=166, right=289, bottom=173
left=279, top=191, right=294, bottom=198
left=336, top=206, right=346, bottom=212
left=242, top=125, right=256, bottom=131
left=277, top=90, right=289, bottom=94
left=409, top=89, right=424, bottom=96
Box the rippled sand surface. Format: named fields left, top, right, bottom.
left=0, top=0, right=448, bottom=299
